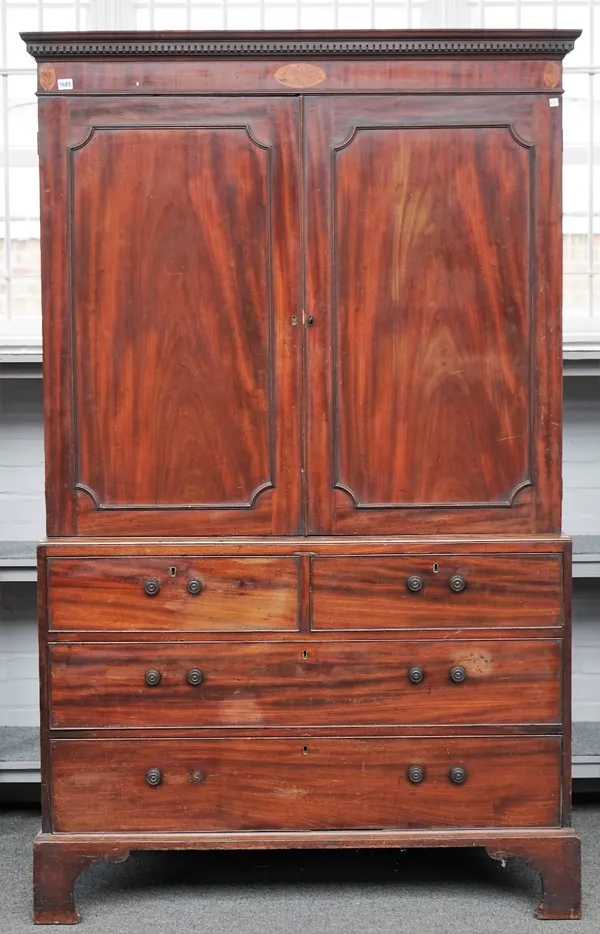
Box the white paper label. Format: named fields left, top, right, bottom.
left=549, top=98, right=560, bottom=108
left=57, top=78, right=73, bottom=91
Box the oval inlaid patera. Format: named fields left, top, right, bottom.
left=543, top=62, right=561, bottom=88
left=39, top=64, right=56, bottom=91
left=274, top=63, right=326, bottom=88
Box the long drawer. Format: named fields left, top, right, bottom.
left=311, top=554, right=563, bottom=630
left=47, top=557, right=300, bottom=631
left=48, top=639, right=562, bottom=728
left=50, top=736, right=561, bottom=832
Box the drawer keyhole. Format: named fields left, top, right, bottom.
left=301, top=650, right=308, bottom=660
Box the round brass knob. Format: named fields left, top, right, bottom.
left=408, top=666, right=424, bottom=684
left=187, top=668, right=204, bottom=686
left=449, top=574, right=466, bottom=593
left=407, top=765, right=425, bottom=784
left=450, top=766, right=467, bottom=785
left=187, top=578, right=203, bottom=595
left=144, top=669, right=161, bottom=687
left=144, top=578, right=160, bottom=596
left=146, top=767, right=162, bottom=786
left=407, top=575, right=424, bottom=593
left=450, top=666, right=467, bottom=684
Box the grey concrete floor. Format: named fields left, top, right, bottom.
left=1, top=801, right=599, bottom=934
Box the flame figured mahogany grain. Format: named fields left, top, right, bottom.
left=50, top=735, right=561, bottom=833
left=48, top=638, right=561, bottom=729
left=311, top=554, right=562, bottom=630
left=47, top=556, right=300, bottom=631
left=305, top=94, right=562, bottom=535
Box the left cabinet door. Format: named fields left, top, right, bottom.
left=39, top=97, right=301, bottom=536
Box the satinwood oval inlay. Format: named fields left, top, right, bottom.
left=39, top=63, right=56, bottom=90
left=274, top=63, right=326, bottom=88
left=543, top=62, right=561, bottom=88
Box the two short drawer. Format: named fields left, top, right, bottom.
left=50, top=736, right=562, bottom=832
left=49, top=639, right=562, bottom=728
left=46, top=552, right=563, bottom=631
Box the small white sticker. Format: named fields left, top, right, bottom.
left=549, top=97, right=560, bottom=108
left=57, top=78, right=73, bottom=91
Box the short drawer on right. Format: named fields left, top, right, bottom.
left=310, top=554, right=563, bottom=630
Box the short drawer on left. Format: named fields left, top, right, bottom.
left=45, top=557, right=301, bottom=631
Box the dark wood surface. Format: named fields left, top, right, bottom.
left=33, top=837, right=129, bottom=925
left=32, top=828, right=581, bottom=923
left=305, top=93, right=562, bottom=535
left=26, top=58, right=571, bottom=97
left=47, top=556, right=300, bottom=631
left=48, top=638, right=561, bottom=729
left=311, top=554, right=562, bottom=629
left=29, top=29, right=579, bottom=924
left=39, top=95, right=301, bottom=536
left=40, top=536, right=571, bottom=555
left=39, top=81, right=562, bottom=537
left=50, top=736, right=561, bottom=833
left=22, top=28, right=581, bottom=60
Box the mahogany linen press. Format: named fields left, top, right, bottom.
left=23, top=28, right=581, bottom=923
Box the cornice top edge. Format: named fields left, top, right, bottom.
left=21, top=29, right=582, bottom=61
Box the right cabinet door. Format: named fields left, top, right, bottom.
left=305, top=95, right=562, bottom=536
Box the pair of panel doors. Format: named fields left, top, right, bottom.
left=46, top=91, right=559, bottom=537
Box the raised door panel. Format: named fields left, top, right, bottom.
left=39, top=97, right=300, bottom=535
left=305, top=96, right=561, bottom=535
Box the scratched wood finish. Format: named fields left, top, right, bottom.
left=305, top=94, right=561, bottom=535
left=48, top=639, right=561, bottom=729
left=311, top=554, right=562, bottom=629
left=38, top=95, right=301, bottom=536
left=51, top=736, right=561, bottom=833
left=47, top=557, right=299, bottom=631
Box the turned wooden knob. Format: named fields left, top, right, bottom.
left=450, top=766, right=467, bottom=785
left=143, top=578, right=160, bottom=596
left=144, top=669, right=161, bottom=687
left=146, top=767, right=162, bottom=786
left=187, top=668, right=204, bottom=686
left=407, top=766, right=425, bottom=784
left=406, top=575, right=424, bottom=593
left=449, top=574, right=466, bottom=593
left=408, top=666, right=424, bottom=684
left=450, top=666, right=467, bottom=683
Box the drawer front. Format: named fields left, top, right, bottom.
left=47, top=557, right=299, bottom=631
left=49, top=639, right=561, bottom=728
left=311, top=554, right=562, bottom=630
left=51, top=736, right=561, bottom=832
